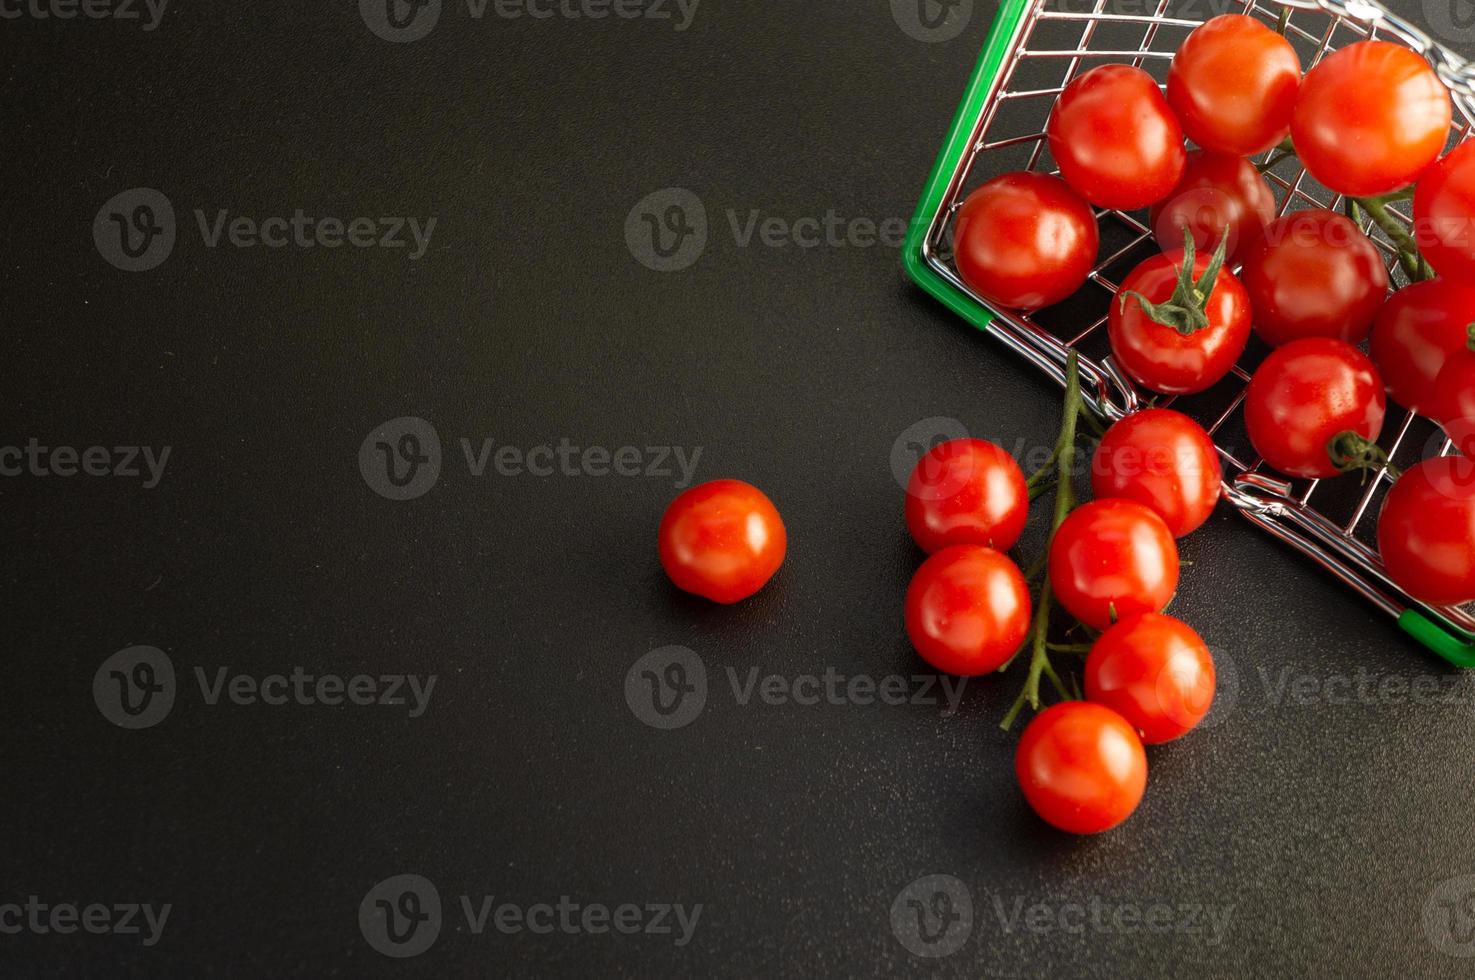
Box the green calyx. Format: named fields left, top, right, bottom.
left=1117, top=226, right=1228, bottom=336
left=1327, top=430, right=1397, bottom=481
left=1466, top=322, right=1475, bottom=354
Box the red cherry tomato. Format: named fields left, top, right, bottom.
left=1015, top=701, right=1147, bottom=834
left=904, top=545, right=1032, bottom=676
left=658, top=479, right=786, bottom=604
left=1091, top=409, right=1222, bottom=538
left=1238, top=210, right=1390, bottom=348
left=953, top=172, right=1099, bottom=311
left=1108, top=243, right=1251, bottom=395
left=1166, top=14, right=1301, bottom=156
left=905, top=438, right=1029, bottom=554
left=1434, top=345, right=1475, bottom=456
left=1048, top=499, right=1179, bottom=630
left=1369, top=278, right=1475, bottom=414
left=1084, top=613, right=1215, bottom=744
left=1291, top=41, right=1451, bottom=197
left=1148, top=150, right=1276, bottom=266
left=1414, top=141, right=1475, bottom=280
left=1046, top=64, right=1186, bottom=210
left=1243, top=338, right=1387, bottom=480
left=1378, top=456, right=1475, bottom=606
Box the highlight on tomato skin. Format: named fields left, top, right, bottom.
left=1414, top=141, right=1475, bottom=282
left=657, top=479, right=787, bottom=605
left=1377, top=457, right=1475, bottom=607
left=1015, top=701, right=1148, bottom=835
left=1243, top=338, right=1387, bottom=481
left=905, top=438, right=1029, bottom=555
left=1237, top=209, right=1389, bottom=349
left=1148, top=150, right=1276, bottom=267
left=1084, top=612, right=1215, bottom=744
left=1290, top=40, right=1451, bottom=198
left=1090, top=410, right=1222, bottom=538
left=1433, top=346, right=1475, bottom=457
left=1368, top=279, right=1475, bottom=415
left=904, top=545, right=1032, bottom=677
left=1047, top=498, right=1180, bottom=631
left=953, top=171, right=1099, bottom=311
left=1107, top=245, right=1251, bottom=396
left=1165, top=14, right=1301, bottom=157
left=1046, top=63, right=1186, bottom=210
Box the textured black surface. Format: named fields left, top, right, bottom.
left=7, top=0, right=1475, bottom=976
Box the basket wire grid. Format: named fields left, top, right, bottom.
left=902, top=0, right=1475, bottom=666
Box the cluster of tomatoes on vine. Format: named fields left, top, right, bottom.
left=650, top=14, right=1475, bottom=837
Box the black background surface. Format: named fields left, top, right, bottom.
left=6, top=0, right=1475, bottom=976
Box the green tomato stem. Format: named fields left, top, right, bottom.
left=1001, top=351, right=1083, bottom=731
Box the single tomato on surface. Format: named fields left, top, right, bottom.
left=953, top=172, right=1099, bottom=311
left=658, top=479, right=786, bottom=604
left=1166, top=14, right=1301, bottom=156
left=1091, top=409, right=1222, bottom=538
left=1108, top=233, right=1251, bottom=395
left=1291, top=40, right=1451, bottom=197
left=904, top=545, right=1031, bottom=676
left=1048, top=498, right=1179, bottom=630
left=1378, top=456, right=1475, bottom=606
left=1016, top=701, right=1148, bottom=835
left=1046, top=64, right=1186, bottom=210
left=1414, top=141, right=1475, bottom=281
left=1084, top=613, right=1215, bottom=744
left=1244, top=338, right=1387, bottom=480
left=1369, top=278, right=1475, bottom=414
left=1148, top=150, right=1276, bottom=266
left=905, top=438, right=1029, bottom=554
left=1238, top=209, right=1390, bottom=348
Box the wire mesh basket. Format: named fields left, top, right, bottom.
left=902, top=0, right=1475, bottom=666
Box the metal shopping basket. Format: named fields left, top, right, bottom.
left=902, top=0, right=1475, bottom=666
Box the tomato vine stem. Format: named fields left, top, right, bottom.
left=1002, top=350, right=1084, bottom=730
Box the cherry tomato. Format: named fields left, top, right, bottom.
left=1091, top=409, right=1222, bottom=538
left=1108, top=240, right=1251, bottom=395
left=1015, top=701, right=1147, bottom=835
left=1414, top=141, right=1475, bottom=281
left=1434, top=343, right=1475, bottom=456
left=1291, top=41, right=1451, bottom=197
left=1378, top=456, right=1475, bottom=605
left=1048, top=499, right=1179, bottom=630
left=658, top=479, right=786, bottom=604
left=1238, top=209, right=1390, bottom=348
left=904, top=545, right=1031, bottom=676
left=1149, top=150, right=1276, bottom=266
left=1369, top=279, right=1475, bottom=414
left=1243, top=338, right=1387, bottom=480
left=1084, top=613, right=1215, bottom=744
left=953, top=172, right=1099, bottom=311
left=1166, top=14, right=1301, bottom=156
left=1046, top=64, right=1186, bottom=210
left=905, top=438, right=1029, bottom=554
